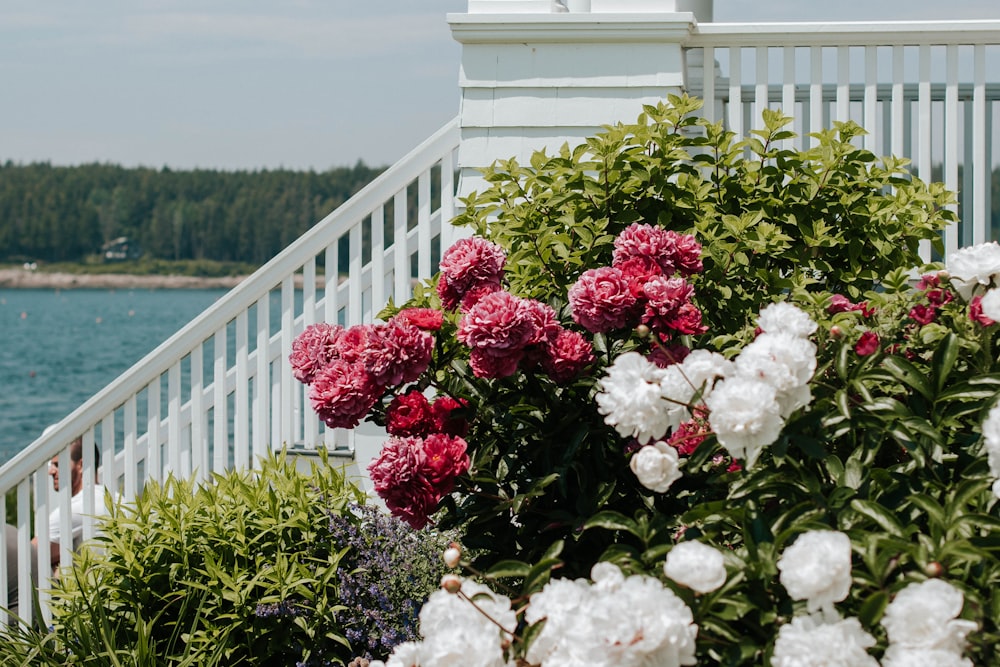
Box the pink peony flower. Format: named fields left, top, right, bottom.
left=668, top=414, right=710, bottom=456
left=523, top=299, right=562, bottom=345
left=916, top=273, right=942, bottom=290
left=309, top=359, right=383, bottom=429
left=459, top=282, right=502, bottom=312
left=612, top=223, right=678, bottom=276
left=670, top=231, right=704, bottom=277
left=925, top=288, right=953, bottom=308
left=664, top=301, right=707, bottom=336
left=334, top=324, right=378, bottom=364
left=641, top=275, right=698, bottom=333
left=421, top=433, right=470, bottom=493
left=393, top=308, right=444, bottom=331
left=432, top=396, right=470, bottom=437
left=614, top=256, right=663, bottom=297
left=368, top=437, right=440, bottom=529
left=382, top=320, right=435, bottom=385
left=541, top=329, right=595, bottom=384
left=386, top=390, right=435, bottom=437
left=854, top=331, right=880, bottom=356
left=568, top=266, right=638, bottom=333
left=437, top=237, right=506, bottom=310
left=827, top=294, right=862, bottom=314
left=457, top=291, right=538, bottom=353
left=909, top=304, right=937, bottom=326
left=469, top=347, right=523, bottom=379
left=289, top=323, right=344, bottom=384
left=970, top=295, right=996, bottom=326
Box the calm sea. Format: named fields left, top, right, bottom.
left=0, top=288, right=230, bottom=466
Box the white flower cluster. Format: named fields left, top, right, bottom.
left=772, top=530, right=880, bottom=666
left=880, top=579, right=976, bottom=667
left=596, top=301, right=817, bottom=476
left=980, top=401, right=1000, bottom=499
left=525, top=562, right=698, bottom=667
left=373, top=579, right=516, bottom=667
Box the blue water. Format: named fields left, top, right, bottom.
left=0, top=288, right=229, bottom=465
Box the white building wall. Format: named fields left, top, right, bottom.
left=450, top=1, right=711, bottom=197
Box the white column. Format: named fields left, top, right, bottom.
left=450, top=3, right=703, bottom=198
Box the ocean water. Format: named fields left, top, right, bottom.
left=0, top=288, right=230, bottom=466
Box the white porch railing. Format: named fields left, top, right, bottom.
left=0, top=119, right=461, bottom=624
left=684, top=20, right=1000, bottom=259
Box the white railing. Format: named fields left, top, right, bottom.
left=0, top=119, right=461, bottom=624
left=685, top=20, right=1000, bottom=260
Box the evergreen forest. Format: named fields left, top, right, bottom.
left=0, top=161, right=385, bottom=266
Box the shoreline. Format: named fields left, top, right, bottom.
left=0, top=269, right=247, bottom=290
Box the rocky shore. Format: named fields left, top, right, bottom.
left=0, top=269, right=247, bottom=290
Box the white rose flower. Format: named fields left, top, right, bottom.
left=596, top=352, right=671, bottom=444
left=630, top=441, right=683, bottom=493
left=777, top=530, right=853, bottom=613
left=772, top=612, right=878, bottom=667
left=980, top=287, right=1000, bottom=322
left=947, top=241, right=1000, bottom=300
left=757, top=301, right=818, bottom=339
left=881, top=579, right=977, bottom=653
left=881, top=646, right=973, bottom=667
left=663, top=540, right=727, bottom=594
left=704, top=375, right=784, bottom=468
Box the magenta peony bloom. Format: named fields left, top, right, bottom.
left=459, top=282, right=502, bottom=312
left=334, top=323, right=378, bottom=364
left=970, top=295, right=996, bottom=326
left=664, top=301, right=707, bottom=336
left=612, top=223, right=678, bottom=276
left=854, top=331, right=880, bottom=356
left=909, top=303, right=937, bottom=326
left=648, top=342, right=690, bottom=368
left=421, top=433, right=470, bottom=493
left=614, top=256, right=664, bottom=297
left=458, top=290, right=538, bottom=353
left=309, top=359, right=383, bottom=429
left=432, top=396, right=470, bottom=437
left=289, top=323, right=344, bottom=384
left=827, top=294, right=863, bottom=315
left=642, top=275, right=699, bottom=334
left=541, top=329, right=595, bottom=384
left=668, top=414, right=711, bottom=456
left=386, top=390, right=435, bottom=438
left=568, top=266, right=638, bottom=333
left=925, top=288, right=954, bottom=308
left=469, top=347, right=523, bottom=379
left=670, top=231, right=704, bottom=277
left=368, top=437, right=440, bottom=529
left=382, top=320, right=435, bottom=385
left=437, top=237, right=506, bottom=310
left=393, top=308, right=444, bottom=331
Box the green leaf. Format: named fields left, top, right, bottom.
left=583, top=511, right=642, bottom=538
left=485, top=560, right=532, bottom=580
left=882, top=355, right=934, bottom=401
left=850, top=499, right=906, bottom=537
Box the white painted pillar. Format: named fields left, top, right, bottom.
left=449, top=1, right=708, bottom=198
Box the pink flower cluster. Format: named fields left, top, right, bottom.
left=568, top=223, right=705, bottom=339
left=289, top=309, right=436, bottom=430
left=368, top=433, right=470, bottom=529
left=385, top=389, right=469, bottom=439
left=909, top=273, right=954, bottom=325
left=437, top=237, right=506, bottom=311
left=457, top=290, right=594, bottom=381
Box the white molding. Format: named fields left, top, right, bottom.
left=449, top=13, right=695, bottom=43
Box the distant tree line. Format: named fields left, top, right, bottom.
left=0, top=161, right=385, bottom=265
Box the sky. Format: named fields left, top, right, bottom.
left=1, top=0, right=997, bottom=172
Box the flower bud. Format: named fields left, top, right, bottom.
left=635, top=324, right=651, bottom=339
left=829, top=326, right=843, bottom=339
left=937, top=269, right=950, bottom=281
left=443, top=546, right=462, bottom=568
left=924, top=561, right=944, bottom=578
left=441, top=574, right=463, bottom=594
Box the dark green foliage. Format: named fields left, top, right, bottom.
left=0, top=161, right=383, bottom=265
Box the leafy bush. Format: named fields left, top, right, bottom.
left=27, top=451, right=364, bottom=666
left=294, top=96, right=1000, bottom=665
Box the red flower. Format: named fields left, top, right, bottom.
left=925, top=288, right=953, bottom=308
left=669, top=231, right=704, bottom=277
left=393, top=308, right=444, bottom=331
left=613, top=223, right=678, bottom=277
left=909, top=304, right=937, bottom=326
left=568, top=266, right=638, bottom=333
left=386, top=390, right=435, bottom=437
left=540, top=329, right=595, bottom=384
left=854, top=331, right=880, bottom=356
left=665, top=301, right=707, bottom=336
left=432, top=396, right=470, bottom=437
left=916, top=273, right=941, bottom=290
left=970, top=295, right=996, bottom=326
left=421, top=433, right=470, bottom=493
left=647, top=342, right=690, bottom=368
left=668, top=416, right=710, bottom=456
left=437, top=237, right=506, bottom=310
left=641, top=275, right=702, bottom=335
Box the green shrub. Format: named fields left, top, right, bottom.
left=38, top=450, right=363, bottom=666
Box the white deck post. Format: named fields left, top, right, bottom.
left=450, top=0, right=708, bottom=198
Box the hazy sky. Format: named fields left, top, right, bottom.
left=1, top=0, right=997, bottom=171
